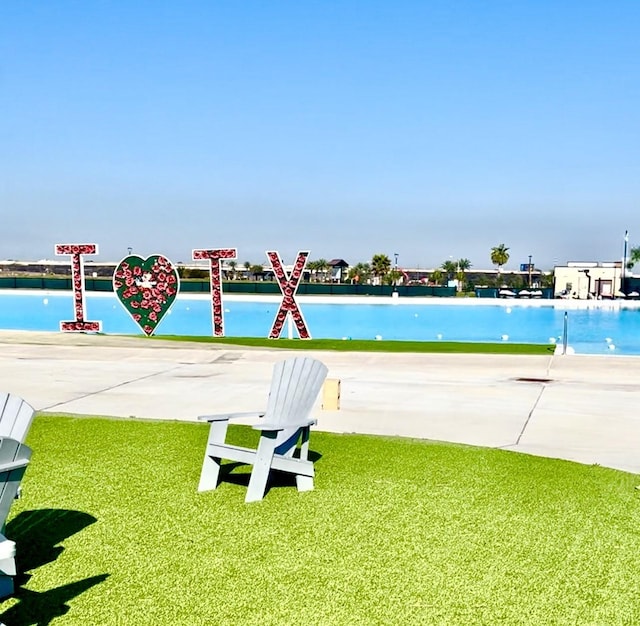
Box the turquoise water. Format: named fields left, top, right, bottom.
left=2, top=292, right=640, bottom=355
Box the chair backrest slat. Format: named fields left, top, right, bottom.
left=0, top=393, right=35, bottom=444
left=264, top=357, right=328, bottom=427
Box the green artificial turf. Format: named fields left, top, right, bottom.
left=2, top=415, right=639, bottom=625
left=148, top=335, right=554, bottom=355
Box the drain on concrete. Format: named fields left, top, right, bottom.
left=514, top=377, right=553, bottom=383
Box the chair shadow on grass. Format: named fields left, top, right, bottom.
left=0, top=509, right=109, bottom=626
left=216, top=449, right=323, bottom=498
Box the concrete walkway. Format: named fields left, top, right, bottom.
left=1, top=330, right=639, bottom=474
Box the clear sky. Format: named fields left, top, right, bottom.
left=1, top=1, right=638, bottom=270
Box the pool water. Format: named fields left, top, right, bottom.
left=2, top=292, right=640, bottom=356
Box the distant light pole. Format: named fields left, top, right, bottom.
left=528, top=254, right=533, bottom=287
left=393, top=253, right=399, bottom=291
left=622, top=230, right=629, bottom=294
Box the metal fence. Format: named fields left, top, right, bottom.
left=0, top=276, right=456, bottom=297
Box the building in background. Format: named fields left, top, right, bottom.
left=553, top=262, right=623, bottom=299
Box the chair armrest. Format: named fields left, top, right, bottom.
left=198, top=411, right=265, bottom=423
left=0, top=439, right=31, bottom=473
left=253, top=418, right=317, bottom=432
left=0, top=458, right=30, bottom=473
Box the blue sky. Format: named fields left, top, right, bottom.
left=1, top=1, right=639, bottom=270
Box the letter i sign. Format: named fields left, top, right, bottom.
left=55, top=243, right=102, bottom=332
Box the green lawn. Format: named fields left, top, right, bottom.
left=2, top=415, right=639, bottom=625
left=149, top=335, right=555, bottom=355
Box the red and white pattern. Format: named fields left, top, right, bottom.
left=192, top=248, right=237, bottom=336
left=55, top=244, right=102, bottom=332
left=266, top=251, right=311, bottom=339
left=112, top=255, right=180, bottom=336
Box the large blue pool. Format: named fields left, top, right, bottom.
left=1, top=292, right=640, bottom=356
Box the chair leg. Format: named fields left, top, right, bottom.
left=0, top=574, right=13, bottom=600
left=198, top=420, right=229, bottom=493
left=245, top=433, right=277, bottom=503
left=198, top=454, right=222, bottom=493
left=295, top=427, right=314, bottom=492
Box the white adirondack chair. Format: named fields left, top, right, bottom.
left=198, top=356, right=328, bottom=502
left=0, top=393, right=35, bottom=598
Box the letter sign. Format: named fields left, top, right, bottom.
left=192, top=248, right=237, bottom=336
left=266, top=251, right=311, bottom=339
left=55, top=243, right=102, bottom=332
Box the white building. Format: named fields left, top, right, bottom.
left=553, top=262, right=623, bottom=299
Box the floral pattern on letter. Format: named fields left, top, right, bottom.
left=113, top=255, right=179, bottom=336
left=267, top=250, right=311, bottom=339
left=55, top=243, right=102, bottom=332
left=192, top=248, right=237, bottom=336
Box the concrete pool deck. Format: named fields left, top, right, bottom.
left=0, top=330, right=638, bottom=475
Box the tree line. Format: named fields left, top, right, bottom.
left=178, top=244, right=520, bottom=289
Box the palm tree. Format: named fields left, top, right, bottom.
left=347, top=262, right=372, bottom=284
left=441, top=260, right=457, bottom=280
left=627, top=246, right=640, bottom=270
left=371, top=254, right=391, bottom=284
left=306, top=260, right=320, bottom=282
left=228, top=260, right=237, bottom=280
left=316, top=258, right=330, bottom=283
left=249, top=264, right=264, bottom=281
left=384, top=268, right=403, bottom=286
left=243, top=261, right=251, bottom=280
left=429, top=269, right=443, bottom=285
left=456, top=258, right=471, bottom=292
left=490, top=244, right=510, bottom=274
